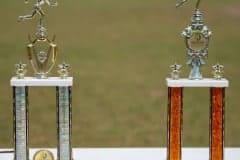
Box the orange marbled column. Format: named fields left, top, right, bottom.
left=210, top=87, right=225, bottom=160
left=168, top=87, right=183, bottom=160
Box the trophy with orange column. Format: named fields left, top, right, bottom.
left=167, top=1, right=229, bottom=160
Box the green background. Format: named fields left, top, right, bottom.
left=0, top=0, right=239, bottom=147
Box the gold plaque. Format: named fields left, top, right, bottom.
left=33, top=150, right=54, bottom=160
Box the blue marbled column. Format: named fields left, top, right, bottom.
left=13, top=87, right=28, bottom=160
left=57, top=87, right=72, bottom=160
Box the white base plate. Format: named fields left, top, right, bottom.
left=0, top=148, right=239, bottom=160
left=10, top=77, right=73, bottom=87
left=166, top=78, right=229, bottom=87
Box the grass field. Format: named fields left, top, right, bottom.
left=0, top=0, right=240, bottom=148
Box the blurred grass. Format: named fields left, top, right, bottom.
left=0, top=0, right=240, bottom=147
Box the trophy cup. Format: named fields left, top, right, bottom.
left=166, top=1, right=229, bottom=160
left=11, top=0, right=73, bottom=160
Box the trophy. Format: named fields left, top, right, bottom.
left=11, top=0, right=73, bottom=160
left=177, top=0, right=212, bottom=80
left=166, top=1, right=229, bottom=160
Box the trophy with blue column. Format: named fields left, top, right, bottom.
left=11, top=1, right=73, bottom=160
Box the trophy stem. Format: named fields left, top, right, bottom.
left=188, top=58, right=204, bottom=80
left=57, top=86, right=72, bottom=160
left=36, top=72, right=48, bottom=79
left=13, top=86, right=29, bottom=160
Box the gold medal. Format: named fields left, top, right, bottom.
left=33, top=150, right=54, bottom=160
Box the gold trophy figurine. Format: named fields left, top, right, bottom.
left=15, top=62, right=27, bottom=79
left=58, top=62, right=70, bottom=79
left=19, top=0, right=58, bottom=78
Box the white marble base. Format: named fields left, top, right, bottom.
left=166, top=78, right=229, bottom=87
left=0, top=148, right=239, bottom=160
left=10, top=77, right=73, bottom=87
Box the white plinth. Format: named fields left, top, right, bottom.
left=0, top=148, right=239, bottom=160
left=166, top=78, right=229, bottom=87
left=10, top=77, right=73, bottom=87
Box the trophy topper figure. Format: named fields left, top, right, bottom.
left=18, top=0, right=58, bottom=22
left=176, top=0, right=201, bottom=9
left=176, top=0, right=212, bottom=79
